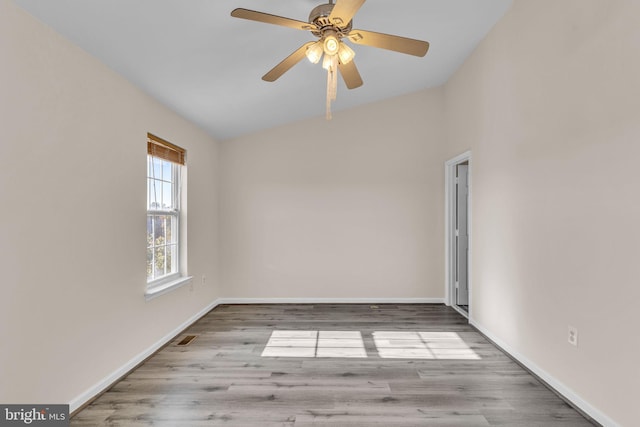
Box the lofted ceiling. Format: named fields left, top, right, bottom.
left=14, top=0, right=512, bottom=140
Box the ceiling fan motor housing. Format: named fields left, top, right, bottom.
left=309, top=3, right=352, bottom=37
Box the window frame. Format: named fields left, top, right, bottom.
left=147, top=158, right=180, bottom=286
left=145, top=133, right=191, bottom=300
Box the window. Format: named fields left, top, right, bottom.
left=146, top=133, right=189, bottom=298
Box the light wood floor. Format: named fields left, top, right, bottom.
left=72, top=304, right=596, bottom=426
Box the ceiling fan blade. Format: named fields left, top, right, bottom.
left=348, top=29, right=430, bottom=57
left=231, top=8, right=315, bottom=31
left=262, top=42, right=316, bottom=82
left=338, top=60, right=363, bottom=89
left=329, top=0, right=366, bottom=27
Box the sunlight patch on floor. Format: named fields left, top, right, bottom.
left=262, top=330, right=480, bottom=359
left=373, top=331, right=480, bottom=359
left=262, top=330, right=367, bottom=358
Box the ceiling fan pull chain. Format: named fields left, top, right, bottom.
left=326, top=55, right=338, bottom=120
left=326, top=69, right=332, bottom=120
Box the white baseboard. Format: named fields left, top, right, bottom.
left=217, top=297, right=444, bottom=305
left=69, top=298, right=222, bottom=413
left=470, top=318, right=618, bottom=427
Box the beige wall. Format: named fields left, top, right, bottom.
left=0, top=0, right=219, bottom=408
left=220, top=88, right=446, bottom=299
left=444, top=1, right=640, bottom=425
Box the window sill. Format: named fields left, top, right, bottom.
left=145, top=276, right=193, bottom=301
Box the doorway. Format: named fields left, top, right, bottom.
left=445, top=152, right=471, bottom=318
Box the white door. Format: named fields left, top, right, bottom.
left=456, top=164, right=469, bottom=306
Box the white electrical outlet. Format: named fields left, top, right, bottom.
left=568, top=325, right=578, bottom=347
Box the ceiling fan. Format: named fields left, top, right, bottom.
left=231, top=0, right=430, bottom=119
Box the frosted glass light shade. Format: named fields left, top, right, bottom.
left=305, top=41, right=324, bottom=64
left=337, top=42, right=355, bottom=64
left=322, top=53, right=337, bottom=71
left=323, top=35, right=339, bottom=55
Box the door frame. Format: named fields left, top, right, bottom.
left=444, top=151, right=472, bottom=319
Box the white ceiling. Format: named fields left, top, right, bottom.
left=14, top=0, right=512, bottom=140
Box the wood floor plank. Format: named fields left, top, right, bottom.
left=71, top=304, right=596, bottom=426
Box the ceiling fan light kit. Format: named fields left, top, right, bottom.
left=337, top=42, right=355, bottom=65
left=231, top=0, right=429, bottom=120
left=305, top=41, right=324, bottom=64
left=323, top=30, right=340, bottom=55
